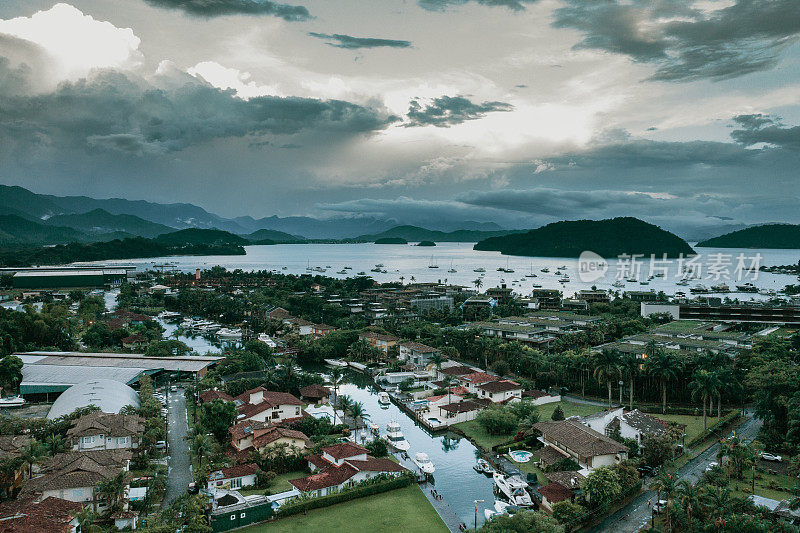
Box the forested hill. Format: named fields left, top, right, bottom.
left=357, top=225, right=517, bottom=243
left=474, top=217, right=695, bottom=258
left=697, top=224, right=800, bottom=249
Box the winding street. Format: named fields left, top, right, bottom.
left=590, top=411, right=763, bottom=533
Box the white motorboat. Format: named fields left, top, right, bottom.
left=158, top=311, right=181, bottom=320
left=368, top=422, right=380, bottom=435
left=378, top=391, right=391, bottom=406
left=324, top=359, right=348, bottom=367
left=217, top=328, right=242, bottom=339
left=412, top=452, right=435, bottom=474
left=474, top=458, right=495, bottom=474
left=474, top=267, right=486, bottom=273
left=493, top=472, right=532, bottom=507
left=257, top=333, right=277, bottom=347
left=736, top=282, right=758, bottom=292
left=0, top=396, right=25, bottom=408
left=485, top=500, right=519, bottom=520
left=384, top=421, right=410, bottom=451
left=612, top=280, right=625, bottom=288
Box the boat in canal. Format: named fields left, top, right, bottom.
left=378, top=391, right=391, bottom=406
left=474, top=458, right=495, bottom=475
left=484, top=500, right=519, bottom=520
left=412, top=452, right=435, bottom=474
left=384, top=421, right=410, bottom=451
left=0, top=396, right=25, bottom=408
left=493, top=472, right=532, bottom=507
left=324, top=358, right=348, bottom=367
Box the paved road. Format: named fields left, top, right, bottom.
left=164, top=387, right=192, bottom=502
left=591, top=412, right=763, bottom=533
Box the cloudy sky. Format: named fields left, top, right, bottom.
left=0, top=0, right=799, bottom=236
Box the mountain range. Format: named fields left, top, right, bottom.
left=0, top=184, right=506, bottom=241
left=697, top=224, right=800, bottom=249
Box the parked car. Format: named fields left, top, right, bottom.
left=761, top=453, right=782, bottom=462
left=170, top=385, right=178, bottom=392
left=154, top=440, right=167, bottom=450
left=705, top=462, right=719, bottom=472
left=637, top=465, right=656, bottom=477
left=187, top=482, right=198, bottom=494
left=652, top=499, right=668, bottom=514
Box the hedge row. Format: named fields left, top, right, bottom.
left=275, top=474, right=414, bottom=517
left=685, top=410, right=740, bottom=448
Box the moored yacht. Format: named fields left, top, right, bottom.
left=378, top=391, right=391, bottom=406
left=0, top=396, right=25, bottom=408
left=736, top=282, right=758, bottom=292
left=412, top=452, right=435, bottom=474
left=384, top=421, right=410, bottom=451
left=474, top=458, right=495, bottom=474
left=493, top=472, right=532, bottom=507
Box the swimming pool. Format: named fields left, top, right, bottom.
left=508, top=450, right=533, bottom=463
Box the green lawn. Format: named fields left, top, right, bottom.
left=652, top=413, right=720, bottom=444
left=730, top=470, right=794, bottom=501
left=240, top=485, right=448, bottom=533
left=455, top=400, right=606, bottom=452
left=238, top=471, right=307, bottom=497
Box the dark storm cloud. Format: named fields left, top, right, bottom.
left=0, top=62, right=397, bottom=156
left=731, top=114, right=800, bottom=150
left=404, top=95, right=513, bottom=127
left=308, top=33, right=412, bottom=49
left=418, top=0, right=538, bottom=12
left=553, top=0, right=800, bottom=81
left=142, top=0, right=311, bottom=21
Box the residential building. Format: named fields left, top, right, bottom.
left=229, top=420, right=311, bottom=453
left=580, top=408, right=668, bottom=444
left=410, top=296, right=454, bottom=314
left=358, top=332, right=399, bottom=354
left=66, top=412, right=144, bottom=451
left=311, top=324, right=336, bottom=337
left=477, top=380, right=523, bottom=403
left=283, top=318, right=314, bottom=336
left=0, top=496, right=82, bottom=533
left=234, top=387, right=304, bottom=424
left=575, top=289, right=611, bottom=304
left=399, top=342, right=439, bottom=367
left=431, top=398, right=492, bottom=426
left=0, top=435, right=32, bottom=498
left=299, top=384, right=331, bottom=404
left=532, top=420, right=628, bottom=472
left=208, top=463, right=260, bottom=491
left=458, top=371, right=499, bottom=393
left=530, top=289, right=562, bottom=310
left=290, top=443, right=407, bottom=498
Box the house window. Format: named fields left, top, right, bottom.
left=240, top=513, right=246, bottom=518
left=72, top=488, right=83, bottom=500
left=82, top=436, right=94, bottom=446
left=118, top=437, right=128, bottom=445
left=295, top=407, right=301, bottom=415
left=230, top=477, right=242, bottom=490
left=272, top=412, right=280, bottom=419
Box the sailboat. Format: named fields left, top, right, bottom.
left=428, top=256, right=439, bottom=269
left=504, top=258, right=514, bottom=273
left=448, top=260, right=457, bottom=273
left=525, top=263, right=537, bottom=278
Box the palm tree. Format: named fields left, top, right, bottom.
left=329, top=367, right=343, bottom=425
left=20, top=440, right=45, bottom=478
left=337, top=395, right=353, bottom=426
left=45, top=433, right=65, bottom=456
left=349, top=402, right=370, bottom=433
left=652, top=472, right=677, bottom=533
left=675, top=479, right=700, bottom=533
left=689, top=369, right=721, bottom=431
left=644, top=348, right=681, bottom=414
left=619, top=352, right=639, bottom=410
left=72, top=505, right=96, bottom=531
left=473, top=278, right=483, bottom=290
left=96, top=470, right=127, bottom=513
left=442, top=375, right=456, bottom=405
left=399, top=276, right=405, bottom=285
left=429, top=353, right=444, bottom=374
left=701, top=485, right=732, bottom=525
left=192, top=434, right=214, bottom=470
left=593, top=349, right=620, bottom=408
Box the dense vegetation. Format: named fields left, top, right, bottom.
left=698, top=223, right=800, bottom=248
left=373, top=237, right=408, bottom=244
left=474, top=217, right=695, bottom=258
left=358, top=225, right=517, bottom=243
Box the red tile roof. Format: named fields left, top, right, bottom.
left=299, top=384, right=331, bottom=399
left=345, top=458, right=407, bottom=473
left=212, top=463, right=259, bottom=480
left=0, top=497, right=81, bottom=533
left=539, top=482, right=573, bottom=504
left=478, top=380, right=521, bottom=393
left=460, top=372, right=499, bottom=385
left=200, top=389, right=235, bottom=403
left=438, top=365, right=473, bottom=376
left=322, top=442, right=367, bottom=460
left=289, top=463, right=358, bottom=492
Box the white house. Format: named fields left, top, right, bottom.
left=580, top=408, right=668, bottom=444
left=532, top=420, right=628, bottom=473
left=66, top=413, right=144, bottom=452
left=234, top=387, right=304, bottom=424
left=399, top=342, right=439, bottom=367
left=477, top=380, right=523, bottom=403
left=208, top=463, right=259, bottom=491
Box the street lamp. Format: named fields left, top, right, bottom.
left=619, top=380, right=624, bottom=406
left=474, top=499, right=484, bottom=531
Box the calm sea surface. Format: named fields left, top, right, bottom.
left=85, top=242, right=800, bottom=301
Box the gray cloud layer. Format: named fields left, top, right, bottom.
left=0, top=61, right=396, bottom=157
left=418, top=0, right=538, bottom=12
left=553, top=0, right=800, bottom=81
left=308, top=33, right=412, bottom=49
left=404, top=95, right=513, bottom=127
left=143, top=0, right=311, bottom=20
left=731, top=114, right=800, bottom=150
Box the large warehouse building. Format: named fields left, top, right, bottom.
left=16, top=351, right=223, bottom=401
left=1, top=265, right=137, bottom=289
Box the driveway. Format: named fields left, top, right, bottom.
left=164, top=386, right=192, bottom=502
left=591, top=411, right=763, bottom=533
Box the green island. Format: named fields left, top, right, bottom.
left=373, top=237, right=408, bottom=244
left=416, top=240, right=436, bottom=246
left=697, top=223, right=800, bottom=248
left=474, top=217, right=695, bottom=258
